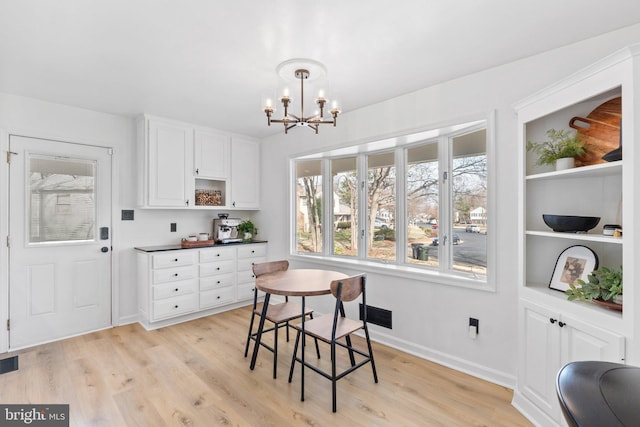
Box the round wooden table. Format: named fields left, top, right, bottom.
left=249, top=269, right=348, bottom=400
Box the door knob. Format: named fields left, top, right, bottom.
left=101, top=247, right=109, bottom=253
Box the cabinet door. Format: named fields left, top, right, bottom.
left=194, top=129, right=230, bottom=179
left=148, top=120, right=194, bottom=207
left=230, top=136, right=260, bottom=209
left=519, top=302, right=561, bottom=418
left=560, top=314, right=625, bottom=364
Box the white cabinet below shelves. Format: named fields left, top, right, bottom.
left=517, top=301, right=625, bottom=424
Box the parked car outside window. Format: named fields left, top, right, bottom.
left=431, top=233, right=460, bottom=246
left=465, top=225, right=480, bottom=233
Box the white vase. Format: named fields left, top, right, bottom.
left=555, top=157, right=575, bottom=171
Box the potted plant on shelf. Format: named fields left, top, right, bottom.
left=526, top=128, right=587, bottom=171
left=565, top=266, right=623, bottom=311
left=237, top=220, right=258, bottom=242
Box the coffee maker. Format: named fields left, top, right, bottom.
left=213, top=214, right=242, bottom=243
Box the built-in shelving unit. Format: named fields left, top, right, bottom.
left=512, top=45, right=640, bottom=426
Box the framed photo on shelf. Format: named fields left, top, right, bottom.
left=549, top=245, right=599, bottom=292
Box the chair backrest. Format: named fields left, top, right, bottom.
left=252, top=260, right=289, bottom=277
left=330, top=274, right=365, bottom=302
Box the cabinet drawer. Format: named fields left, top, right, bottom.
left=153, top=293, right=198, bottom=320
left=200, top=273, right=235, bottom=291
left=153, top=279, right=197, bottom=300
left=237, top=256, right=266, bottom=272
left=153, top=265, right=196, bottom=284
left=200, top=260, right=235, bottom=277
left=236, top=283, right=256, bottom=302
left=237, top=269, right=257, bottom=284
left=200, top=287, right=235, bottom=309
left=237, top=244, right=266, bottom=259
left=199, top=247, right=235, bottom=263
left=153, top=251, right=195, bottom=269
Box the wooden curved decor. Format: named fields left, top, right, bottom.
left=569, top=96, right=621, bottom=166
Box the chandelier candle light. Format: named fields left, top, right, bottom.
left=264, top=59, right=341, bottom=134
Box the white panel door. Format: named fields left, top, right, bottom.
left=230, top=136, right=259, bottom=208
left=9, top=135, right=112, bottom=349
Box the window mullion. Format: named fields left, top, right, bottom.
left=395, top=147, right=407, bottom=264
left=358, top=154, right=367, bottom=260
left=322, top=158, right=332, bottom=256
left=439, top=136, right=452, bottom=272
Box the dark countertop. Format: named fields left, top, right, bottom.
left=134, top=240, right=268, bottom=253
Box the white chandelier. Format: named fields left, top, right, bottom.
left=263, top=59, right=341, bottom=134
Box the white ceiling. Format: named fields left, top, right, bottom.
left=2, top=1, right=640, bottom=139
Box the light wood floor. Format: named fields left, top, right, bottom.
left=0, top=306, right=532, bottom=426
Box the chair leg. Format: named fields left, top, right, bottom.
left=364, top=325, right=379, bottom=383
left=285, top=321, right=290, bottom=341
left=273, top=322, right=279, bottom=379
left=344, top=334, right=357, bottom=367
left=310, top=313, right=321, bottom=359
left=331, top=340, right=337, bottom=412
left=244, top=309, right=257, bottom=358
left=288, top=330, right=302, bottom=383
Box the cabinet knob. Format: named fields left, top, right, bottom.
left=217, top=296, right=221, bottom=299
left=251, top=250, right=255, bottom=253
left=174, top=273, right=179, bottom=277
left=174, top=288, right=179, bottom=292
left=174, top=305, right=179, bottom=309
left=216, top=267, right=220, bottom=271
left=558, top=321, right=566, bottom=328
left=173, top=258, right=178, bottom=262
left=196, top=168, right=199, bottom=175
left=217, top=280, right=221, bottom=284
left=549, top=318, right=557, bottom=324
left=216, top=253, right=220, bottom=257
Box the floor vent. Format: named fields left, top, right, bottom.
left=0, top=356, right=18, bottom=375
left=360, top=304, right=392, bottom=329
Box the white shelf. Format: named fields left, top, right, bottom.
left=526, top=160, right=622, bottom=181
left=526, top=230, right=623, bottom=244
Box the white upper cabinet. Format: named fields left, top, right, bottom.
left=194, top=128, right=230, bottom=179
left=138, top=116, right=194, bottom=208
left=137, top=115, right=259, bottom=210
left=230, top=136, right=260, bottom=209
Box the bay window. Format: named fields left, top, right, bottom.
left=291, top=116, right=492, bottom=286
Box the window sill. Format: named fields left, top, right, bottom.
left=289, top=254, right=495, bottom=292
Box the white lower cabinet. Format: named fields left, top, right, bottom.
left=137, top=242, right=267, bottom=329
left=515, top=301, right=625, bottom=425
left=236, top=244, right=266, bottom=302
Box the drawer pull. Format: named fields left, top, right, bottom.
left=216, top=253, right=220, bottom=257
left=251, top=250, right=255, bottom=253
left=217, top=280, right=221, bottom=284
left=174, top=305, right=179, bottom=309
left=217, top=296, right=221, bottom=299
left=173, top=258, right=178, bottom=262
left=174, top=273, right=179, bottom=277
left=174, top=288, right=179, bottom=292
left=216, top=267, right=220, bottom=271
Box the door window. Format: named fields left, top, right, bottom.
left=28, top=155, right=96, bottom=243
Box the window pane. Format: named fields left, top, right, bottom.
left=29, top=155, right=96, bottom=243
left=451, top=129, right=487, bottom=277
left=406, top=142, right=439, bottom=268
left=332, top=157, right=358, bottom=257
left=295, top=160, right=323, bottom=253
left=367, top=152, right=396, bottom=261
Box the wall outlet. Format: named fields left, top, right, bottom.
left=469, top=317, right=479, bottom=339
left=170, top=223, right=177, bottom=232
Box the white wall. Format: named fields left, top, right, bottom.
left=256, top=24, right=640, bottom=387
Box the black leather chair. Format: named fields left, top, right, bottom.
left=556, top=361, right=640, bottom=427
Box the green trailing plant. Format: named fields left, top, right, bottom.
left=526, top=128, right=586, bottom=166
left=237, top=220, right=257, bottom=241
left=565, top=266, right=623, bottom=302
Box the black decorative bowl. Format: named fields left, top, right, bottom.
left=542, top=215, right=601, bottom=232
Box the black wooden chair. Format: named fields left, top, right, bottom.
left=288, top=273, right=378, bottom=412
left=243, top=260, right=320, bottom=378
